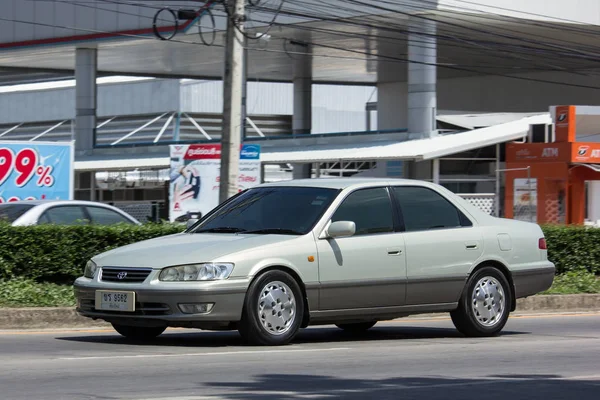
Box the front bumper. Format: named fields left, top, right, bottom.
left=73, top=275, right=250, bottom=328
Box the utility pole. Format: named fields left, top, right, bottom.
left=219, top=0, right=245, bottom=203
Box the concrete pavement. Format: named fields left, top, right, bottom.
left=0, top=313, right=599, bottom=399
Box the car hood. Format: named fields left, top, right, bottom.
left=92, top=232, right=298, bottom=268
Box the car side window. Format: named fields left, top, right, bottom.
left=42, top=206, right=89, bottom=225
left=331, top=187, right=394, bottom=235
left=392, top=186, right=472, bottom=232
left=86, top=206, right=132, bottom=225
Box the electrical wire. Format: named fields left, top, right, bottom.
left=5, top=2, right=600, bottom=89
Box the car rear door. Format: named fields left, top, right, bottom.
left=316, top=186, right=407, bottom=310
left=390, top=185, right=483, bottom=306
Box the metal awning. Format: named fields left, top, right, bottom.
left=572, top=163, right=600, bottom=172
left=74, top=156, right=170, bottom=171
left=73, top=114, right=551, bottom=170
left=260, top=114, right=551, bottom=164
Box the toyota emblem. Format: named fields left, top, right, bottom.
left=117, top=271, right=128, bottom=280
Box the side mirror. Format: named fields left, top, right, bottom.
left=327, top=221, right=356, bottom=238
left=186, top=218, right=198, bottom=230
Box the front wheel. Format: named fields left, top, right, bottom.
left=112, top=323, right=166, bottom=340
left=238, top=270, right=304, bottom=346
left=451, top=266, right=512, bottom=337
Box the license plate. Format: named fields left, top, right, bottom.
left=95, top=290, right=135, bottom=312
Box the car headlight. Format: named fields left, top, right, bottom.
left=159, top=263, right=234, bottom=282
left=84, top=260, right=98, bottom=279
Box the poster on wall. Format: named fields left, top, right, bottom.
left=0, top=141, right=74, bottom=203
left=169, top=144, right=261, bottom=222
left=513, top=178, right=538, bottom=222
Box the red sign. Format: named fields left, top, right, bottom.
left=505, top=143, right=571, bottom=163
left=185, top=144, right=222, bottom=160
left=571, top=142, right=600, bottom=163
left=555, top=105, right=576, bottom=143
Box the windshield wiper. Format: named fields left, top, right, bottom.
left=194, top=227, right=247, bottom=233
left=244, top=228, right=303, bottom=235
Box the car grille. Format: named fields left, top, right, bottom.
left=101, top=267, right=152, bottom=283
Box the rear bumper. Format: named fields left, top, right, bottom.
left=512, top=263, right=556, bottom=299
left=73, top=277, right=249, bottom=328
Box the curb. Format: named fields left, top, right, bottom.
left=0, top=294, right=599, bottom=330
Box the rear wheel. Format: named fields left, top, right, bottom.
left=335, top=321, right=377, bottom=333
left=111, top=323, right=166, bottom=340
left=451, top=266, right=511, bottom=337
left=238, top=270, right=304, bottom=346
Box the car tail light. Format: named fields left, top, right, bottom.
left=538, top=238, right=547, bottom=250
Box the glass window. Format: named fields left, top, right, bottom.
left=86, top=206, right=134, bottom=225
left=193, top=186, right=339, bottom=235
left=0, top=204, right=35, bottom=223
left=331, top=187, right=394, bottom=235
left=392, top=186, right=471, bottom=232
left=42, top=206, right=89, bottom=225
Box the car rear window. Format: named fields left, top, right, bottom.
left=0, top=204, right=35, bottom=223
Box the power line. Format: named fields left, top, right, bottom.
left=3, top=4, right=600, bottom=89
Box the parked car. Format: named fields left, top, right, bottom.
left=74, top=178, right=555, bottom=345
left=0, top=200, right=141, bottom=226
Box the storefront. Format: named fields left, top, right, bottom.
left=504, top=105, right=600, bottom=225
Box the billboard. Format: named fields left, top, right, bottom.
left=0, top=141, right=74, bottom=203
left=169, top=144, right=261, bottom=222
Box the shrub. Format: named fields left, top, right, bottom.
left=0, top=222, right=597, bottom=285
left=0, top=223, right=185, bottom=284
left=0, top=277, right=76, bottom=307
left=541, top=269, right=600, bottom=294
left=542, top=225, right=600, bottom=275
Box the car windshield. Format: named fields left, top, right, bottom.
left=191, top=186, right=340, bottom=235
left=0, top=204, right=35, bottom=223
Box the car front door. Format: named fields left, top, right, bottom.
left=316, top=187, right=407, bottom=310
left=390, top=185, right=484, bottom=306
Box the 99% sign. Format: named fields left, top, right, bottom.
left=0, top=147, right=55, bottom=188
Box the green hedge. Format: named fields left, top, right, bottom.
left=541, top=225, right=600, bottom=275
left=0, top=223, right=598, bottom=285
left=0, top=223, right=185, bottom=284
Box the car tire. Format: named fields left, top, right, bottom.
left=451, top=266, right=512, bottom=337
left=112, top=323, right=166, bottom=340
left=238, top=270, right=304, bottom=346
left=335, top=321, right=377, bottom=333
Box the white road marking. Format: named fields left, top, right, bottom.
left=58, top=347, right=350, bottom=361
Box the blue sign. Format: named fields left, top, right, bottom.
left=0, top=141, right=74, bottom=203
left=240, top=144, right=261, bottom=160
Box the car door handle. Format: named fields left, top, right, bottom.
left=387, top=248, right=402, bottom=256
left=465, top=242, right=479, bottom=250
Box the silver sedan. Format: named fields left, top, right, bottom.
left=74, top=178, right=555, bottom=345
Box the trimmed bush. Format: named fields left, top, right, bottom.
left=0, top=223, right=185, bottom=284
left=0, top=222, right=597, bottom=285
left=542, top=225, right=600, bottom=275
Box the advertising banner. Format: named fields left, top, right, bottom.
left=169, top=144, right=261, bottom=222
left=513, top=177, right=537, bottom=222
left=0, top=141, right=74, bottom=203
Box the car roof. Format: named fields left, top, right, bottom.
left=1, top=200, right=112, bottom=207
left=256, top=177, right=431, bottom=190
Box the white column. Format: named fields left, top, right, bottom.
left=588, top=181, right=600, bottom=223
left=75, top=47, right=97, bottom=155
left=408, top=17, right=437, bottom=138
left=292, top=45, right=313, bottom=179
left=432, top=158, right=440, bottom=184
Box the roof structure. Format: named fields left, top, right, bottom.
left=73, top=113, right=550, bottom=171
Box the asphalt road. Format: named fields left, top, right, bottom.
left=0, top=313, right=599, bottom=400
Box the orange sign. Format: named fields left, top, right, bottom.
left=505, top=142, right=572, bottom=163
left=571, top=142, right=600, bottom=163
left=554, top=105, right=576, bottom=142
